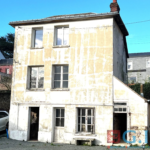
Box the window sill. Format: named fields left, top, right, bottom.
left=50, top=88, right=70, bottom=91
left=26, top=89, right=45, bottom=92
left=30, top=47, right=44, bottom=49
left=53, top=45, right=70, bottom=48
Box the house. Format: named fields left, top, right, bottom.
left=128, top=52, right=150, bottom=84
left=8, top=0, right=149, bottom=146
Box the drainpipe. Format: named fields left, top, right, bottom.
left=140, top=84, right=144, bottom=97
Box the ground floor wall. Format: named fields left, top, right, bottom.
left=9, top=103, right=113, bottom=145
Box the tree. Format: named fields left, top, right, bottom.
left=0, top=33, right=14, bottom=58
left=0, top=75, right=12, bottom=90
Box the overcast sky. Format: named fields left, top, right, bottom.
left=1, top=0, right=150, bottom=53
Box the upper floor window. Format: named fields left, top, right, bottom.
left=128, top=76, right=136, bottom=84
left=29, top=66, right=44, bottom=89
left=32, top=28, right=43, bottom=48
left=6, top=68, right=9, bottom=74
left=127, top=62, right=133, bottom=70
left=146, top=59, right=150, bottom=68
left=55, top=27, right=69, bottom=46
left=53, top=65, right=68, bottom=89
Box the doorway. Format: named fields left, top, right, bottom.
left=29, top=107, right=39, bottom=140
left=113, top=113, right=127, bottom=143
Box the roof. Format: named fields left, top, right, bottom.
left=129, top=52, right=150, bottom=58
left=9, top=12, right=128, bottom=36
left=0, top=59, right=13, bottom=66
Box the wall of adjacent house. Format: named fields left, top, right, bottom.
left=9, top=18, right=114, bottom=145
left=113, top=76, right=148, bottom=145
left=0, top=65, right=13, bottom=75
left=128, top=57, right=150, bottom=84
left=113, top=20, right=127, bottom=84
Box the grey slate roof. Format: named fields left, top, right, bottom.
left=129, top=52, right=150, bottom=58
left=0, top=59, right=13, bottom=66
left=9, top=12, right=128, bottom=36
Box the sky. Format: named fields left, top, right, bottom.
left=0, top=0, right=150, bottom=54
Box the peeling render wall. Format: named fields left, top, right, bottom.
left=9, top=18, right=114, bottom=145
left=113, top=76, right=147, bottom=144
left=113, top=20, right=127, bottom=83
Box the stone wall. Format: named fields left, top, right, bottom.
left=0, top=90, right=11, bottom=112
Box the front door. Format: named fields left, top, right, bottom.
left=54, top=108, right=65, bottom=142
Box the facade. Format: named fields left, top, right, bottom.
left=127, top=52, right=150, bottom=84
left=0, top=59, right=13, bottom=75
left=9, top=0, right=149, bottom=146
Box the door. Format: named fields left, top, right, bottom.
left=54, top=108, right=65, bottom=142
left=0, top=112, right=8, bottom=131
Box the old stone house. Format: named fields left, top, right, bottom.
left=9, top=0, right=149, bottom=146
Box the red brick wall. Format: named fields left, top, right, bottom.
left=0, top=65, right=13, bottom=75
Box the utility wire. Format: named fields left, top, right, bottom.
left=125, top=19, right=150, bottom=25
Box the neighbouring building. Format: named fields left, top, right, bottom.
left=128, top=52, right=150, bottom=84
left=8, top=0, right=149, bottom=146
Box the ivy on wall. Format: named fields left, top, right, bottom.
left=129, top=83, right=150, bottom=99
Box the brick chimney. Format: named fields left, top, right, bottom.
left=110, top=0, right=120, bottom=13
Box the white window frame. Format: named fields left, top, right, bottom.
left=77, top=108, right=95, bottom=134
left=55, top=108, right=65, bottom=127
left=52, top=65, right=69, bottom=89
left=146, top=59, right=150, bottom=68
left=114, top=102, right=128, bottom=113
left=127, top=61, right=133, bottom=70
left=31, top=28, right=43, bottom=48
left=128, top=76, right=137, bottom=84
left=54, top=26, right=69, bottom=46
left=27, top=66, right=44, bottom=89
left=6, top=68, right=9, bottom=74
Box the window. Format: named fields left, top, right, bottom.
left=6, top=68, right=9, bottom=74
left=55, top=27, right=69, bottom=46
left=114, top=103, right=127, bottom=113
left=55, top=108, right=65, bottom=127
left=127, top=62, right=133, bottom=70
left=53, top=65, right=68, bottom=88
left=146, top=59, right=150, bottom=68
left=78, top=108, right=94, bottom=133
left=128, top=76, right=136, bottom=84
left=0, top=112, right=8, bottom=118
left=32, top=28, right=43, bottom=48
left=29, top=67, right=44, bottom=89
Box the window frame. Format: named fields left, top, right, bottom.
left=52, top=65, right=69, bottom=89
left=54, top=26, right=69, bottom=46
left=127, top=61, right=133, bottom=70
left=55, top=108, right=65, bottom=127
left=128, top=76, right=137, bottom=84
left=27, top=66, right=44, bottom=90
left=77, top=108, right=95, bottom=134
left=146, top=59, right=150, bottom=68
left=113, top=102, right=128, bottom=113
left=31, top=28, right=43, bottom=48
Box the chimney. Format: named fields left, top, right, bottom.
left=110, top=0, right=120, bottom=13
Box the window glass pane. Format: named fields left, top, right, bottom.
left=30, top=68, right=38, bottom=88
left=123, top=108, right=126, bottom=111
left=63, top=81, right=68, bottom=88
left=55, top=66, right=61, bottom=73
left=54, top=81, right=60, bottom=88
left=78, top=125, right=80, bottom=131
left=61, top=109, right=64, bottom=117
left=63, top=66, right=68, bottom=73
left=63, top=74, right=68, bottom=80
left=0, top=112, right=7, bottom=118
left=82, top=109, right=85, bottom=116
left=61, top=118, right=64, bottom=127
left=88, top=109, right=91, bottom=116
left=38, top=67, right=44, bottom=88
left=114, top=108, right=118, bottom=111
left=119, top=108, right=122, bottom=111
left=63, top=28, right=69, bottom=45
left=88, top=125, right=91, bottom=132
left=35, top=29, right=43, bottom=48
left=81, top=125, right=85, bottom=132
left=78, top=109, right=80, bottom=116
left=56, top=28, right=63, bottom=45
left=56, top=109, right=60, bottom=117
left=82, top=117, right=85, bottom=123
left=54, top=74, right=61, bottom=80
left=88, top=117, right=91, bottom=124
left=78, top=117, right=80, bottom=123
left=56, top=118, right=60, bottom=126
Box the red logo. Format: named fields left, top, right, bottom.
left=107, top=130, right=120, bottom=143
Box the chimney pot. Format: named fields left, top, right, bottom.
left=113, top=0, right=117, bottom=2
left=110, top=0, right=120, bottom=13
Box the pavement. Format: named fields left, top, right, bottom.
left=0, top=131, right=149, bottom=150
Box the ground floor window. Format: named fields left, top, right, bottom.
left=78, top=108, right=94, bottom=133
left=55, top=108, right=65, bottom=127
